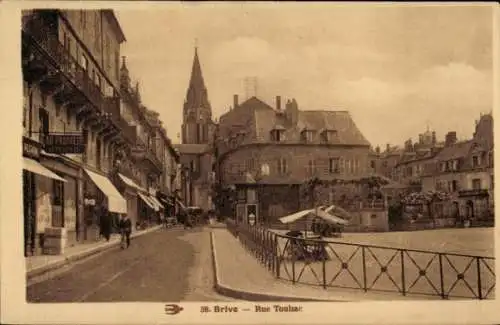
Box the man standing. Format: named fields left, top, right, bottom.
left=118, top=214, right=132, bottom=249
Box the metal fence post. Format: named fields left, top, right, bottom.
left=275, top=234, right=280, bottom=278
left=400, top=250, right=406, bottom=296
left=322, top=254, right=327, bottom=289
left=362, top=246, right=367, bottom=292
left=476, top=257, right=483, bottom=300
left=439, top=253, right=446, bottom=299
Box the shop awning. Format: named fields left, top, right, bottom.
left=148, top=195, right=164, bottom=210
left=84, top=169, right=127, bottom=214
left=138, top=192, right=158, bottom=211
left=118, top=173, right=147, bottom=193
left=23, top=157, right=67, bottom=182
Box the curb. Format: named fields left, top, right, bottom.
left=27, top=225, right=162, bottom=279
left=209, top=231, right=340, bottom=302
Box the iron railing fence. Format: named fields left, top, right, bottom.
left=226, top=219, right=495, bottom=300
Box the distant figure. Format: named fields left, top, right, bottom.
left=118, top=214, right=132, bottom=249
left=99, top=203, right=112, bottom=242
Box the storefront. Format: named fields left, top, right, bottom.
left=157, top=191, right=175, bottom=217
left=39, top=151, right=83, bottom=246
left=116, top=173, right=160, bottom=227
left=83, top=168, right=127, bottom=241
left=22, top=137, right=67, bottom=256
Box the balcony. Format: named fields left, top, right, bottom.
left=22, top=12, right=136, bottom=147
left=458, top=189, right=490, bottom=198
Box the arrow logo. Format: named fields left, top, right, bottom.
left=164, top=304, right=184, bottom=315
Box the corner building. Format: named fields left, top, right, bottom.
left=216, top=95, right=376, bottom=224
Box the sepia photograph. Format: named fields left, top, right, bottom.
left=1, top=1, right=498, bottom=324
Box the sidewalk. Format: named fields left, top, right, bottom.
left=210, top=228, right=439, bottom=302
left=26, top=225, right=162, bottom=279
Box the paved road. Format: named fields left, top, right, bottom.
left=27, top=227, right=237, bottom=302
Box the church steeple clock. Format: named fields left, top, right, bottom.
left=181, top=46, right=214, bottom=144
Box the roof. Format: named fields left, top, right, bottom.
left=434, top=140, right=475, bottom=161
left=174, top=143, right=211, bottom=155
left=238, top=97, right=370, bottom=146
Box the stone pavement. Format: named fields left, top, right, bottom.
left=210, top=228, right=439, bottom=301
left=26, top=225, right=162, bottom=279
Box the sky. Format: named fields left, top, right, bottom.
left=115, top=3, right=493, bottom=149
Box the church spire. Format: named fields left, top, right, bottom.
left=182, top=45, right=213, bottom=144
left=189, top=45, right=206, bottom=91
left=184, top=45, right=212, bottom=118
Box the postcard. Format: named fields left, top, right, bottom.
left=1, top=1, right=498, bottom=324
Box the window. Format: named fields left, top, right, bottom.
left=321, top=130, right=337, bottom=143
left=246, top=158, right=255, bottom=171
left=39, top=108, right=49, bottom=137
left=94, top=11, right=101, bottom=52
left=329, top=158, right=340, bottom=173
left=301, top=130, right=313, bottom=143
left=307, top=160, right=316, bottom=175
left=489, top=152, right=493, bottom=167
left=82, top=128, right=89, bottom=163
left=449, top=180, right=458, bottom=192
left=81, top=54, right=88, bottom=71
left=472, top=156, right=479, bottom=168
left=472, top=178, right=482, bottom=190
left=96, top=138, right=101, bottom=170
left=271, top=130, right=283, bottom=142
left=52, top=180, right=64, bottom=206
left=370, top=160, right=376, bottom=169
left=440, top=162, right=446, bottom=172
left=96, top=74, right=102, bottom=92
left=277, top=158, right=288, bottom=174
left=81, top=10, right=87, bottom=29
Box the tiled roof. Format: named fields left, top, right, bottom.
left=434, top=140, right=474, bottom=161
left=245, top=97, right=370, bottom=146
left=174, top=143, right=211, bottom=155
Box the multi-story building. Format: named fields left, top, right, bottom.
left=421, top=113, right=494, bottom=220
left=174, top=47, right=216, bottom=211
left=215, top=95, right=387, bottom=226
left=22, top=9, right=129, bottom=256
left=21, top=10, right=180, bottom=257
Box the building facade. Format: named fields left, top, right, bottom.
left=215, top=95, right=386, bottom=226
left=421, top=114, right=494, bottom=221
left=21, top=9, right=179, bottom=257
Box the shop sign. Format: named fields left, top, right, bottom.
left=23, top=136, right=41, bottom=160
left=44, top=133, right=85, bottom=154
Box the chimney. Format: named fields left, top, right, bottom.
left=276, top=96, right=281, bottom=111
left=432, top=131, right=437, bottom=145
left=233, top=94, right=238, bottom=108
left=376, top=146, right=380, bottom=154
left=386, top=143, right=390, bottom=152
left=418, top=134, right=423, bottom=144
left=445, top=131, right=457, bottom=146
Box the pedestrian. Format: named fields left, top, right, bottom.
left=160, top=213, right=165, bottom=228
left=118, top=214, right=132, bottom=249
left=100, top=203, right=112, bottom=242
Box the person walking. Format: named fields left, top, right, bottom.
left=118, top=214, right=132, bottom=249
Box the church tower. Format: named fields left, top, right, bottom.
left=181, top=47, right=214, bottom=144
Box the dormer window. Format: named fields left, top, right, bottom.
left=300, top=129, right=315, bottom=143
left=472, top=155, right=481, bottom=168
left=270, top=126, right=285, bottom=142
left=320, top=129, right=338, bottom=143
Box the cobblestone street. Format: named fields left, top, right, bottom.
left=27, top=228, right=236, bottom=302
